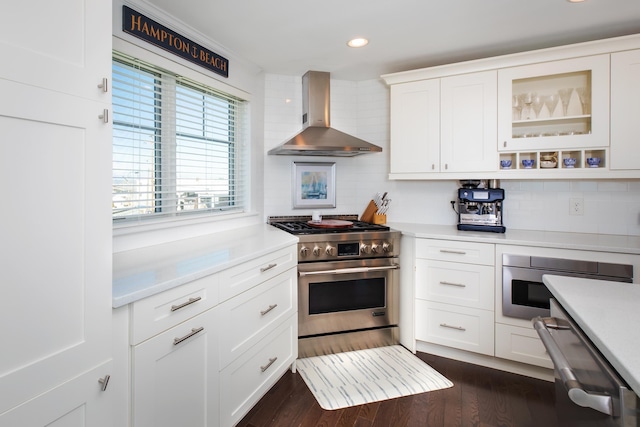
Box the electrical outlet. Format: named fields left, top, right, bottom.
left=570, top=198, right=584, bottom=216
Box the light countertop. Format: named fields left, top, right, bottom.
left=543, top=275, right=640, bottom=394
left=388, top=223, right=640, bottom=255
left=112, top=224, right=298, bottom=308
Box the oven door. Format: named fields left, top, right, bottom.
left=298, top=257, right=399, bottom=337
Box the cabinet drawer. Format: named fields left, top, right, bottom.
left=416, top=260, right=494, bottom=310
left=416, top=239, right=494, bottom=265
left=130, top=273, right=219, bottom=345
left=219, top=245, right=297, bottom=302
left=220, top=316, right=296, bottom=427
left=218, top=268, right=296, bottom=369
left=415, top=300, right=494, bottom=356
left=495, top=323, right=553, bottom=369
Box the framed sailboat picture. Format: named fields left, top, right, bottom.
left=292, top=162, right=336, bottom=209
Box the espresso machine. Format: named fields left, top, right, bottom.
left=456, top=182, right=506, bottom=233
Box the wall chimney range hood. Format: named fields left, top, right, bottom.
left=268, top=71, right=382, bottom=157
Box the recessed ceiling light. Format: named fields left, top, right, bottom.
left=347, top=38, right=369, bottom=48
left=567, top=0, right=585, bottom=2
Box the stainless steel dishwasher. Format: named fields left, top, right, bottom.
left=534, top=299, right=640, bottom=426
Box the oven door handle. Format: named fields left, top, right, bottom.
left=298, top=264, right=399, bottom=277
left=533, top=316, right=614, bottom=416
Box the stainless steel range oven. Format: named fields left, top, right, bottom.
left=502, top=254, right=633, bottom=320
left=269, top=215, right=400, bottom=358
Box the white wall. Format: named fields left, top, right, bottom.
left=263, top=73, right=640, bottom=236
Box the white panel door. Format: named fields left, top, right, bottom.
left=610, top=49, right=640, bottom=170
left=0, top=361, right=113, bottom=427
left=389, top=79, right=440, bottom=174
left=132, top=308, right=220, bottom=427
left=0, top=0, right=111, bottom=102
left=0, top=78, right=112, bottom=415
left=0, top=0, right=112, bottom=417
left=440, top=71, right=497, bottom=172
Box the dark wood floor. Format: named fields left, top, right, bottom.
left=238, top=352, right=557, bottom=427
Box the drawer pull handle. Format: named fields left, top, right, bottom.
left=439, top=249, right=467, bottom=255
left=173, top=327, right=204, bottom=345
left=260, top=304, right=278, bottom=316
left=440, top=323, right=466, bottom=331
left=260, top=357, right=278, bottom=373
left=260, top=263, right=277, bottom=273
left=171, top=296, right=202, bottom=312
left=440, top=281, right=466, bottom=288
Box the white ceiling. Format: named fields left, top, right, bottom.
left=144, top=0, right=640, bottom=80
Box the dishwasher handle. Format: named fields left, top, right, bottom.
left=533, top=316, right=614, bottom=416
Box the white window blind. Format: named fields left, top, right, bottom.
left=112, top=51, right=247, bottom=221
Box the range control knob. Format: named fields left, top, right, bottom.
left=360, top=243, right=371, bottom=254
left=299, top=246, right=309, bottom=258
left=371, top=243, right=381, bottom=254
left=382, top=242, right=392, bottom=253
left=325, top=245, right=336, bottom=256
left=312, top=246, right=321, bottom=257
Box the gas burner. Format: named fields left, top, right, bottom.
left=268, top=215, right=389, bottom=235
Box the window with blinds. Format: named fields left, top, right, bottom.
left=112, top=52, right=247, bottom=221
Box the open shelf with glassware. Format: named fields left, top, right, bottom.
left=498, top=148, right=606, bottom=171
left=498, top=54, right=609, bottom=152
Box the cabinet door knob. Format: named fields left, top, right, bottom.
left=97, top=77, right=108, bottom=92
left=98, top=375, right=110, bottom=391
left=504, top=141, right=507, bottom=148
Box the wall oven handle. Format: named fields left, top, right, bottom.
left=533, top=317, right=613, bottom=416
left=298, top=264, right=399, bottom=277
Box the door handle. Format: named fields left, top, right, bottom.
left=533, top=317, right=613, bottom=416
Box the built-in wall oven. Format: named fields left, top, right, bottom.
left=502, top=254, right=633, bottom=320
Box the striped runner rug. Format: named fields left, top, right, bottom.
left=296, top=345, right=453, bottom=410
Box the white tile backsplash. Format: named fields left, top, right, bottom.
left=263, top=73, right=640, bottom=236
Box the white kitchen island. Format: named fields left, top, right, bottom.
left=543, top=275, right=640, bottom=395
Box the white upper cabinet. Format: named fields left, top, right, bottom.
left=0, top=0, right=111, bottom=102
left=497, top=55, right=609, bottom=152
left=389, top=79, right=440, bottom=174
left=384, top=35, right=640, bottom=179
left=441, top=71, right=497, bottom=173
left=610, top=49, right=640, bottom=170
left=388, top=72, right=496, bottom=176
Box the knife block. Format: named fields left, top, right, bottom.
left=373, top=213, right=387, bottom=224
left=360, top=200, right=378, bottom=223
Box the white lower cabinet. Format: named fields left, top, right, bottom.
left=132, top=308, right=220, bottom=427
left=494, top=323, right=553, bottom=369
left=416, top=300, right=494, bottom=356
left=0, top=361, right=113, bottom=427
left=220, top=317, right=297, bottom=427
left=123, top=243, right=298, bottom=427
left=415, top=239, right=495, bottom=356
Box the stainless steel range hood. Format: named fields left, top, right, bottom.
left=268, top=71, right=382, bottom=157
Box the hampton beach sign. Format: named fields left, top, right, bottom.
left=122, top=6, right=229, bottom=78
